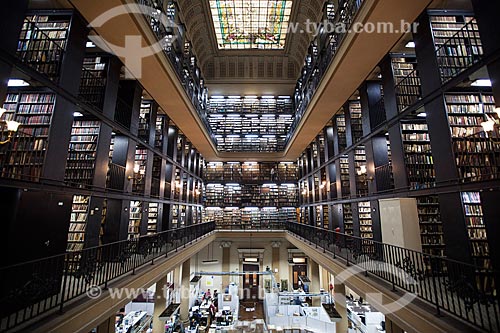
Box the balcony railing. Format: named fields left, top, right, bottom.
left=435, top=18, right=483, bottom=83
left=106, top=162, right=126, bottom=190
left=287, top=222, right=499, bottom=332
left=287, top=0, right=366, bottom=145
left=0, top=222, right=215, bottom=332
left=395, top=69, right=422, bottom=113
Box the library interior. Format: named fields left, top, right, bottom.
left=0, top=0, right=500, bottom=333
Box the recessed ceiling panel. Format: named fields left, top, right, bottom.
left=209, top=0, right=293, bottom=50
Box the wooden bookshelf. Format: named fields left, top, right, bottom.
left=429, top=13, right=483, bottom=82
left=66, top=195, right=90, bottom=252
left=65, top=119, right=100, bottom=186
left=138, top=101, right=153, bottom=143
left=208, top=96, right=293, bottom=114
left=128, top=201, right=143, bottom=239
left=1, top=92, right=55, bottom=181
left=343, top=203, right=353, bottom=236
left=17, top=13, right=71, bottom=81
left=445, top=92, right=499, bottom=182
left=401, top=118, right=436, bottom=189
left=79, top=56, right=107, bottom=109
left=349, top=101, right=363, bottom=144
left=340, top=156, right=350, bottom=198
left=147, top=202, right=158, bottom=235
left=155, top=115, right=165, bottom=150
left=391, top=55, right=421, bottom=112
left=461, top=192, right=490, bottom=269
left=354, top=146, right=367, bottom=196
left=358, top=201, right=373, bottom=240
left=335, top=114, right=347, bottom=153
left=133, top=146, right=148, bottom=194
left=416, top=196, right=445, bottom=257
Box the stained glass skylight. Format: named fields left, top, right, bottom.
left=209, top=0, right=293, bottom=50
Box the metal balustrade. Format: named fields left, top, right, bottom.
left=435, top=19, right=483, bottom=83
left=395, top=69, right=422, bottom=113
left=287, top=222, right=499, bottom=332
left=0, top=222, right=215, bottom=332
left=106, top=162, right=126, bottom=190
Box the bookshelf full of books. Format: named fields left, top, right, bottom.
left=65, top=119, right=100, bottom=186
left=354, top=146, right=367, bottom=196
left=79, top=56, right=107, bottom=109
left=461, top=192, right=490, bottom=269
left=340, top=156, right=350, bottom=198
left=133, top=146, right=148, bottom=194
left=277, top=162, right=297, bottom=181
left=17, top=13, right=71, bottom=81
left=358, top=201, right=373, bottom=240
left=241, top=207, right=260, bottom=228
left=460, top=191, right=495, bottom=293
left=358, top=201, right=375, bottom=253
left=444, top=92, right=499, bottom=182
left=128, top=201, right=143, bottom=239
left=1, top=92, right=55, bottom=181
left=147, top=202, right=159, bottom=235
left=428, top=12, right=483, bottom=82
left=155, top=115, right=165, bottom=150
left=335, top=114, right=347, bottom=152
left=401, top=118, right=436, bottom=189
left=205, top=162, right=224, bottom=181
left=66, top=195, right=90, bottom=252
left=138, top=101, right=153, bottom=143
left=416, top=196, right=445, bottom=257
left=390, top=55, right=421, bottom=112
left=223, top=162, right=241, bottom=181
left=343, top=203, right=353, bottom=236
left=208, top=96, right=293, bottom=115
left=349, top=101, right=363, bottom=144
left=222, top=207, right=241, bottom=228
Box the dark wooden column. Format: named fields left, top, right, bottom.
left=42, top=14, right=88, bottom=182
left=380, top=55, right=409, bottom=190
left=414, top=12, right=472, bottom=264
left=0, top=1, right=29, bottom=103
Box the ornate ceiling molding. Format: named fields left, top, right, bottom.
left=177, top=0, right=327, bottom=84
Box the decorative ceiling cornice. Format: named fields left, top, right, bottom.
left=176, top=0, right=327, bottom=85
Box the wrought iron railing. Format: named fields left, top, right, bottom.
left=0, top=222, right=215, bottom=332
left=215, top=222, right=288, bottom=231
left=374, top=162, right=394, bottom=192
left=78, top=67, right=107, bottom=110
left=287, top=222, right=499, bottom=332
left=16, top=24, right=67, bottom=83
left=395, top=69, right=422, bottom=113
left=106, top=162, right=126, bottom=190
left=287, top=0, right=365, bottom=144
left=435, top=18, right=483, bottom=83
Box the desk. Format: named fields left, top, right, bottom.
left=115, top=311, right=150, bottom=333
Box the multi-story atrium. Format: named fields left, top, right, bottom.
left=0, top=0, right=499, bottom=333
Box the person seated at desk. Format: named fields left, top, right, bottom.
left=204, top=289, right=212, bottom=300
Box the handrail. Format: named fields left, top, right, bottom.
left=434, top=18, right=483, bottom=83
left=286, top=222, right=499, bottom=332
left=0, top=222, right=215, bottom=332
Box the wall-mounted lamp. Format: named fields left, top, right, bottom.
left=0, top=108, right=20, bottom=145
